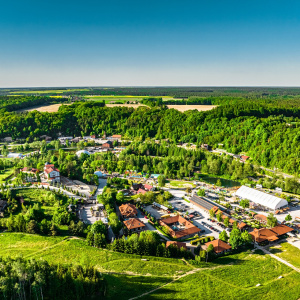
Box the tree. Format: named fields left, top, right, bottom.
left=241, top=231, right=253, bottom=244
left=27, top=220, right=38, bottom=234
left=223, top=217, right=229, bottom=227
left=157, top=175, right=166, bottom=187
left=90, top=220, right=106, bottom=235
left=197, top=188, right=205, bottom=197
left=116, top=191, right=125, bottom=202
left=216, top=179, right=222, bottom=186
left=267, top=213, right=277, bottom=228
left=209, top=208, right=215, bottom=219
left=216, top=212, right=222, bottom=222
left=229, top=228, right=242, bottom=249
left=240, top=199, right=250, bottom=209
left=285, top=214, right=292, bottom=222
left=219, top=230, right=229, bottom=242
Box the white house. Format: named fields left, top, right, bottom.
left=44, top=162, right=60, bottom=183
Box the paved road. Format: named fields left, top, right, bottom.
left=95, top=178, right=107, bottom=199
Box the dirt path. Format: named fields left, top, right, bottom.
left=129, top=264, right=233, bottom=300
left=257, top=246, right=300, bottom=273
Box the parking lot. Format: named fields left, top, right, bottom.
left=168, top=198, right=223, bottom=239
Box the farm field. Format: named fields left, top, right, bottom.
left=17, top=103, right=72, bottom=112
left=10, top=89, right=89, bottom=94
left=167, top=105, right=218, bottom=112
left=106, top=103, right=148, bottom=109
left=1, top=233, right=299, bottom=300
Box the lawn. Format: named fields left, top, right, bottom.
left=270, top=242, right=300, bottom=268
left=167, top=180, right=195, bottom=188
left=0, top=168, right=14, bottom=182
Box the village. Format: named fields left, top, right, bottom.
left=0, top=133, right=299, bottom=260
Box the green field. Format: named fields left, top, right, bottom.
left=168, top=180, right=196, bottom=188
left=0, top=168, right=14, bottom=182
left=84, top=95, right=178, bottom=103
left=270, top=242, right=300, bottom=269
left=1, top=233, right=300, bottom=299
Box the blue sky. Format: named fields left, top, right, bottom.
left=1, top=0, right=300, bottom=87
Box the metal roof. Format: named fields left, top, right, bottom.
left=235, top=186, right=288, bottom=210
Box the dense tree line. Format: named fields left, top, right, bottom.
left=0, top=257, right=105, bottom=299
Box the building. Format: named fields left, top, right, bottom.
left=254, top=214, right=268, bottom=225
left=241, top=155, right=250, bottom=162
left=44, top=162, right=60, bottom=183
left=159, top=215, right=201, bottom=240
left=112, top=134, right=122, bottom=139
left=76, top=150, right=90, bottom=157
left=204, top=239, right=232, bottom=254
left=102, top=141, right=113, bottom=149
left=0, top=200, right=8, bottom=217
left=201, top=144, right=211, bottom=151
left=235, top=186, right=288, bottom=211
left=190, top=195, right=226, bottom=213
left=166, top=241, right=187, bottom=250
left=152, top=202, right=169, bottom=213
left=123, top=218, right=145, bottom=232
left=119, top=203, right=138, bottom=218
left=144, top=184, right=154, bottom=191
left=250, top=224, right=294, bottom=244
left=137, top=188, right=147, bottom=195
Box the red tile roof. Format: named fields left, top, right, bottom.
left=166, top=241, right=187, bottom=250
left=123, top=218, right=145, bottom=230
left=144, top=184, right=153, bottom=190
left=137, top=188, right=147, bottom=195
left=205, top=239, right=232, bottom=254
left=270, top=224, right=294, bottom=236
left=119, top=203, right=138, bottom=218
left=250, top=228, right=278, bottom=243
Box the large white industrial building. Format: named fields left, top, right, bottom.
left=235, top=185, right=288, bottom=211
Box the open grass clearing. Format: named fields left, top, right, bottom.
left=167, top=180, right=196, bottom=188
left=140, top=250, right=300, bottom=300
left=269, top=242, right=300, bottom=269
left=0, top=168, right=14, bottom=182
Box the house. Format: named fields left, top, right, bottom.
left=102, top=141, right=113, bottom=149
left=159, top=215, right=201, bottom=240
left=201, top=144, right=211, bottom=151
left=90, top=135, right=96, bottom=139
left=269, top=224, right=294, bottom=237
left=112, top=134, right=122, bottom=139
left=119, top=203, right=138, bottom=218
left=166, top=241, right=187, bottom=250
left=123, top=218, right=145, bottom=232
left=241, top=155, right=250, bottom=162
left=44, top=162, right=60, bottom=183
left=131, top=183, right=144, bottom=190
left=40, top=135, right=52, bottom=141
left=250, top=228, right=279, bottom=244
left=254, top=214, right=268, bottom=225
left=204, top=239, right=232, bottom=254
left=144, top=184, right=154, bottom=191
left=137, top=188, right=147, bottom=195
left=0, top=200, right=8, bottom=217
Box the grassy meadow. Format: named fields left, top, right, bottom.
left=1, top=233, right=300, bottom=299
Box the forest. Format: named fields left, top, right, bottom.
left=0, top=257, right=105, bottom=299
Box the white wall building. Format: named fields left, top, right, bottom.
left=44, top=162, right=60, bottom=183
left=235, top=185, right=288, bottom=211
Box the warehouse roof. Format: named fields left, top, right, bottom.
left=236, top=186, right=288, bottom=210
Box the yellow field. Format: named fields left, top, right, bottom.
left=18, top=103, right=72, bottom=113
